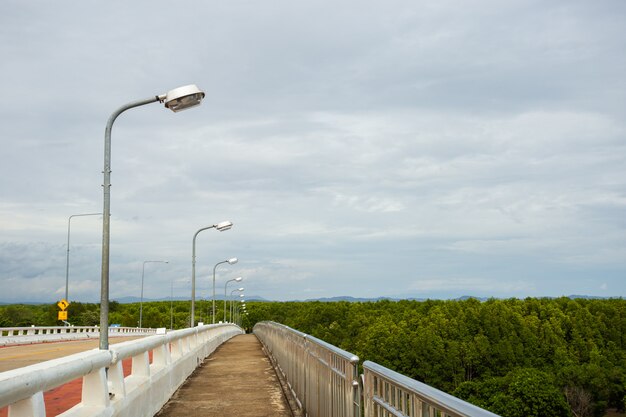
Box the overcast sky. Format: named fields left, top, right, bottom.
left=0, top=0, right=624, bottom=304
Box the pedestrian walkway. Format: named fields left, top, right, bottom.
left=156, top=333, right=294, bottom=416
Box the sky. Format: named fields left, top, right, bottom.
left=0, top=0, right=625, bottom=304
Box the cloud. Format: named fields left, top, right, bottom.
left=0, top=0, right=625, bottom=302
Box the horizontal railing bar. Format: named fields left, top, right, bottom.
left=0, top=349, right=112, bottom=408
left=372, top=396, right=406, bottom=417
left=109, top=325, right=208, bottom=362
left=305, top=334, right=359, bottom=363
left=363, top=361, right=500, bottom=417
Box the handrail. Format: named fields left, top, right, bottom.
left=255, top=321, right=500, bottom=417
left=0, top=323, right=243, bottom=417
left=0, top=326, right=158, bottom=347
left=363, top=361, right=500, bottom=417
left=254, top=321, right=360, bottom=417
left=0, top=326, right=156, bottom=337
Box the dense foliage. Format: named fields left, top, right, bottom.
left=1, top=297, right=624, bottom=417
left=244, top=298, right=625, bottom=417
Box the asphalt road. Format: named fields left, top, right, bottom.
left=0, top=337, right=143, bottom=373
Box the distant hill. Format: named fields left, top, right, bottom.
left=112, top=295, right=270, bottom=304
left=1, top=294, right=619, bottom=305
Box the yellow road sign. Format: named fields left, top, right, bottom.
left=57, top=311, right=68, bottom=320
left=57, top=299, right=70, bottom=311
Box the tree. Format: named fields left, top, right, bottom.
left=564, top=386, right=593, bottom=417
left=455, top=368, right=572, bottom=417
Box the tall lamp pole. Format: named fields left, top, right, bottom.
left=191, top=221, right=233, bottom=327
left=231, top=293, right=244, bottom=323
left=212, top=258, right=238, bottom=323
left=139, top=260, right=168, bottom=328
left=99, top=84, right=205, bottom=350
left=224, top=277, right=243, bottom=322
left=227, top=286, right=244, bottom=322
left=170, top=280, right=174, bottom=330
left=65, top=212, right=101, bottom=302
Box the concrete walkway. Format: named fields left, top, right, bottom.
left=156, top=333, right=294, bottom=416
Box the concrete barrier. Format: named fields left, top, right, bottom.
left=0, top=323, right=243, bottom=417
left=0, top=326, right=157, bottom=346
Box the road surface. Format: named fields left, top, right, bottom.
left=0, top=337, right=143, bottom=372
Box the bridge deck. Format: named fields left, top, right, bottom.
left=156, top=333, right=294, bottom=416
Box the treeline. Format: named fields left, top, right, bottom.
left=0, top=300, right=220, bottom=330
left=1, top=297, right=624, bottom=417
left=244, top=298, right=625, bottom=417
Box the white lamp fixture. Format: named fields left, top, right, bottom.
left=161, top=84, right=205, bottom=112
left=215, top=221, right=233, bottom=231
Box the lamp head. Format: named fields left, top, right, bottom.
left=238, top=287, right=244, bottom=291
left=239, top=294, right=244, bottom=298
left=215, top=221, right=233, bottom=232
left=162, top=84, right=205, bottom=112
left=228, top=257, right=238, bottom=265
left=235, top=276, right=243, bottom=282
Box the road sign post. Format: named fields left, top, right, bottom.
left=57, top=299, right=70, bottom=322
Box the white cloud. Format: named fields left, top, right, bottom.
left=0, top=0, right=625, bottom=302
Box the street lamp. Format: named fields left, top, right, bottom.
left=99, top=84, right=205, bottom=350
left=65, top=212, right=101, bottom=302
left=191, top=221, right=233, bottom=327
left=170, top=280, right=174, bottom=330
left=228, top=287, right=244, bottom=322
left=139, top=260, right=168, bottom=328
left=237, top=299, right=246, bottom=326
left=224, top=277, right=243, bottom=322
left=232, top=293, right=244, bottom=324
left=212, top=258, right=238, bottom=324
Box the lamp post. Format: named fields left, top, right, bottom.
left=236, top=299, right=245, bottom=326
left=139, top=260, right=168, bottom=328
left=99, top=84, right=205, bottom=350
left=231, top=293, right=244, bottom=324
left=65, top=212, right=101, bottom=302
left=170, top=280, right=174, bottom=330
left=228, top=287, right=244, bottom=322
left=212, top=258, right=238, bottom=324
left=241, top=305, right=247, bottom=327
left=191, top=221, right=233, bottom=327
left=224, top=277, right=243, bottom=322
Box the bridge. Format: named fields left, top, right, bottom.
left=0, top=322, right=499, bottom=417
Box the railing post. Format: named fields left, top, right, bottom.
left=132, top=351, right=150, bottom=377
left=108, top=361, right=127, bottom=399
left=81, top=367, right=110, bottom=408
left=153, top=343, right=171, bottom=367
left=7, top=392, right=45, bottom=417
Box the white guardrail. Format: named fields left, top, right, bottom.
left=254, top=321, right=500, bottom=417
left=0, top=326, right=156, bottom=346
left=0, top=323, right=243, bottom=417
left=254, top=321, right=361, bottom=417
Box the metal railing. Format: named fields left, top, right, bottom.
left=363, top=361, right=499, bottom=417
left=0, top=323, right=242, bottom=417
left=254, top=321, right=360, bottom=417
left=254, top=321, right=500, bottom=417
